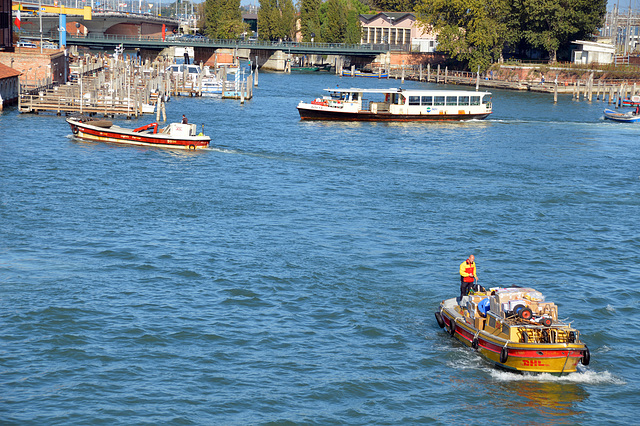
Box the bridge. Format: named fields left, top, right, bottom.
left=20, top=31, right=387, bottom=56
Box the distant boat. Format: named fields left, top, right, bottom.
left=341, top=69, right=388, bottom=78
left=621, top=95, right=640, bottom=106
left=603, top=108, right=640, bottom=123
left=291, top=64, right=330, bottom=72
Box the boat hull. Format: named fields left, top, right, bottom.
left=437, top=298, right=587, bottom=375
left=67, top=119, right=210, bottom=150
left=298, top=106, right=491, bottom=122
left=603, top=109, right=640, bottom=123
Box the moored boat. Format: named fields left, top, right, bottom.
left=435, top=287, right=589, bottom=375
left=621, top=95, right=640, bottom=106
left=341, top=69, right=389, bottom=78
left=298, top=88, right=492, bottom=121
left=67, top=117, right=210, bottom=150
left=603, top=108, right=640, bottom=123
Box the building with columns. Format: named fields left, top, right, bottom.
left=359, top=12, right=437, bottom=53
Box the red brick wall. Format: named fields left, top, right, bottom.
left=0, top=50, right=67, bottom=85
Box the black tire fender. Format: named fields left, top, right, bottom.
left=500, top=347, right=508, bottom=363
left=472, top=337, right=479, bottom=350
left=435, top=312, right=445, bottom=328
left=72, top=125, right=79, bottom=135
left=449, top=319, right=456, bottom=337
left=188, top=144, right=196, bottom=150
left=581, top=345, right=590, bottom=366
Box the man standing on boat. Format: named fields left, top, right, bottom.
left=459, top=255, right=478, bottom=298
left=182, top=115, right=188, bottom=124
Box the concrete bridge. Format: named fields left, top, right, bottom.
left=20, top=11, right=179, bottom=38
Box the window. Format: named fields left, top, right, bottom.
left=471, top=96, right=480, bottom=105
left=434, top=96, right=445, bottom=106
left=446, top=96, right=457, bottom=106
left=409, top=96, right=420, bottom=105
left=421, top=96, right=432, bottom=106
left=458, top=96, right=470, bottom=106
left=482, top=95, right=490, bottom=105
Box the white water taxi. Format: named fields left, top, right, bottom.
left=297, top=88, right=492, bottom=121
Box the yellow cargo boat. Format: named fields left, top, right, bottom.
left=435, top=287, right=590, bottom=375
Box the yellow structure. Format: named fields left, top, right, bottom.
left=12, top=3, right=92, bottom=20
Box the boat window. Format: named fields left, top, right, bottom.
left=421, top=96, right=433, bottom=106
left=458, top=96, right=470, bottom=106
left=434, top=96, right=445, bottom=106
left=482, top=95, right=490, bottom=105
left=446, top=96, right=457, bottom=106
left=409, top=96, right=420, bottom=106
left=189, top=67, right=199, bottom=74
left=352, top=93, right=359, bottom=101
left=471, top=96, right=481, bottom=105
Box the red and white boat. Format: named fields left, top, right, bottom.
left=298, top=88, right=492, bottom=121
left=66, top=117, right=210, bottom=150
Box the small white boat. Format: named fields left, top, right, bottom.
left=603, top=108, right=640, bottom=123
left=298, top=88, right=492, bottom=121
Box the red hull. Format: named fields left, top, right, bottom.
left=67, top=119, right=210, bottom=149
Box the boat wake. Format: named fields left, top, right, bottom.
left=488, top=368, right=625, bottom=385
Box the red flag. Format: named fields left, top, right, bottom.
left=162, top=24, right=166, bottom=42
left=14, top=5, right=21, bottom=30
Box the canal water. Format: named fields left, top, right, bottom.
left=1, top=72, right=639, bottom=424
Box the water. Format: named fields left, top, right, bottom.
left=1, top=72, right=639, bottom=425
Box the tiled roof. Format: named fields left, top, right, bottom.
left=0, top=62, right=21, bottom=79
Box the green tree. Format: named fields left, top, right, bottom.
left=300, top=0, right=322, bottom=42
left=204, top=0, right=245, bottom=39
left=279, top=0, right=297, bottom=41
left=258, top=0, right=296, bottom=41
left=322, top=0, right=348, bottom=43
left=519, top=0, right=606, bottom=62
left=372, top=0, right=419, bottom=12
left=415, top=0, right=519, bottom=71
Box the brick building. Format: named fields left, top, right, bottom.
left=0, top=48, right=67, bottom=87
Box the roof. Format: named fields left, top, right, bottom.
left=360, top=12, right=416, bottom=23
left=572, top=40, right=615, bottom=50
left=0, top=63, right=21, bottom=79
left=323, top=87, right=491, bottom=95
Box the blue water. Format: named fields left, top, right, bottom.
left=1, top=72, right=639, bottom=424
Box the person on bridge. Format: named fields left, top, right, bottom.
left=182, top=115, right=188, bottom=124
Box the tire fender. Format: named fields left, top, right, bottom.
left=500, top=347, right=508, bottom=363
left=472, top=337, right=479, bottom=350
left=435, top=312, right=445, bottom=328
left=449, top=319, right=456, bottom=337
left=581, top=345, right=590, bottom=366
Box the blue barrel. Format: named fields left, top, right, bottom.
left=478, top=298, right=490, bottom=317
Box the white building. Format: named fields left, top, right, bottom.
left=359, top=12, right=438, bottom=53
left=572, top=40, right=615, bottom=64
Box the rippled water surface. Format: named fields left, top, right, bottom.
left=1, top=72, right=639, bottom=425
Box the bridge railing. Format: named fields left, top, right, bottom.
left=17, top=31, right=384, bottom=53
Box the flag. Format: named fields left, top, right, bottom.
left=162, top=24, right=166, bottom=41
left=14, top=4, right=21, bottom=30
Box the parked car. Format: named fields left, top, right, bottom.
left=16, top=41, right=37, bottom=48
